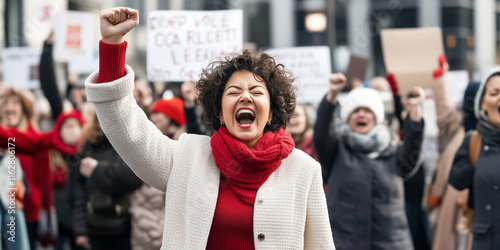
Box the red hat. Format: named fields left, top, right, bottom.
left=51, top=109, right=85, bottom=155
left=151, top=97, right=186, bottom=126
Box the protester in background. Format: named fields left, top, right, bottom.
left=386, top=72, right=433, bottom=250
left=449, top=67, right=500, bottom=250
left=286, top=103, right=318, bottom=161
left=149, top=96, right=186, bottom=139
left=0, top=152, right=30, bottom=250
left=424, top=55, right=477, bottom=250
left=314, top=73, right=424, bottom=250
left=0, top=86, right=53, bottom=250
left=73, top=111, right=143, bottom=250
left=84, top=7, right=334, bottom=249
left=130, top=96, right=186, bottom=250
left=180, top=80, right=210, bottom=135
left=134, top=78, right=153, bottom=114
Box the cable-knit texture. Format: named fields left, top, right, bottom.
left=211, top=127, right=294, bottom=205
left=85, top=65, right=335, bottom=249
left=97, top=40, right=127, bottom=83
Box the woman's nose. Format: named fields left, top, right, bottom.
left=240, top=92, right=252, bottom=103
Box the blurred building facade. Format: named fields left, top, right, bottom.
left=1, top=0, right=499, bottom=82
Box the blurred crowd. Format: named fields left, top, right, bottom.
left=0, top=30, right=499, bottom=250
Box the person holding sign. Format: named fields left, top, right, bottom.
left=84, top=7, right=334, bottom=249
left=314, top=73, right=424, bottom=250
left=449, top=67, right=500, bottom=250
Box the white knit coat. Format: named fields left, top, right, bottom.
left=85, top=65, right=335, bottom=250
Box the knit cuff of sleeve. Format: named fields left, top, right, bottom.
left=98, top=40, right=128, bottom=83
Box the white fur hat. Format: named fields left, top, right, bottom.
left=340, top=87, right=385, bottom=124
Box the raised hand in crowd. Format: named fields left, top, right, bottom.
left=181, top=81, right=197, bottom=108
left=75, top=235, right=90, bottom=249
left=80, top=157, right=98, bottom=178
left=326, top=73, right=347, bottom=104
left=405, top=86, right=425, bottom=122
left=100, top=7, right=139, bottom=44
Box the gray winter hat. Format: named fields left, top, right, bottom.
left=474, top=67, right=500, bottom=119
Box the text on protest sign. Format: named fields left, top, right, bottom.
left=147, top=10, right=243, bottom=82
left=53, top=11, right=94, bottom=62
left=1, top=47, right=42, bottom=89
left=265, top=46, right=332, bottom=103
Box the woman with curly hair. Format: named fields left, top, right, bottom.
left=84, top=7, right=334, bottom=249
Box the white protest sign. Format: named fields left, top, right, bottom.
left=446, top=70, right=469, bottom=109
left=68, top=46, right=99, bottom=74
left=147, top=10, right=243, bottom=82
left=1, top=47, right=42, bottom=89
left=53, top=11, right=94, bottom=62
left=265, top=46, right=332, bottom=103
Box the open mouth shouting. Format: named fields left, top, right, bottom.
left=236, top=108, right=256, bottom=128
left=356, top=121, right=367, bottom=127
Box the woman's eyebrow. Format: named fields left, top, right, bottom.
left=225, top=85, right=242, bottom=91
left=249, top=85, right=265, bottom=90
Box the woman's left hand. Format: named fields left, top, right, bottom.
left=406, top=86, right=425, bottom=122
left=80, top=157, right=98, bottom=177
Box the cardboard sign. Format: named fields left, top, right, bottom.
left=53, top=11, right=94, bottom=62
left=1, top=47, right=42, bottom=89
left=147, top=10, right=243, bottom=82
left=344, top=55, right=369, bottom=89
left=265, top=46, right=332, bottom=103
left=446, top=70, right=469, bottom=109
left=381, top=27, right=444, bottom=94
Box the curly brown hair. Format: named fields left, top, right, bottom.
left=197, top=50, right=296, bottom=132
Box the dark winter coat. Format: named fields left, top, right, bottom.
left=449, top=122, right=500, bottom=250
left=72, top=134, right=143, bottom=236
left=314, top=97, right=424, bottom=250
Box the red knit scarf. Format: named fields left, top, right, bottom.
left=210, top=127, right=295, bottom=205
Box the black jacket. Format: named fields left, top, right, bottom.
left=314, top=97, right=424, bottom=250
left=449, top=121, right=500, bottom=250
left=72, top=134, right=143, bottom=236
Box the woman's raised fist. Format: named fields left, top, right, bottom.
left=100, top=7, right=139, bottom=44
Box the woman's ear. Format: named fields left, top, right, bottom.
left=268, top=111, right=273, bottom=123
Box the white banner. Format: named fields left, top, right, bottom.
left=446, top=70, right=469, bottom=109
left=1, top=47, right=42, bottom=89
left=147, top=10, right=243, bottom=82
left=53, top=11, right=94, bottom=62
left=265, top=46, right=332, bottom=103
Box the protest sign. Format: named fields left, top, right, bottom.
left=1, top=47, right=42, bottom=89
left=147, top=10, right=243, bottom=82
left=53, top=11, right=94, bottom=62
left=381, top=27, right=444, bottom=94
left=344, top=55, right=369, bottom=90
left=265, top=46, right=332, bottom=103
left=68, top=46, right=99, bottom=74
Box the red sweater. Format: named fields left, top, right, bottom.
left=98, top=40, right=255, bottom=249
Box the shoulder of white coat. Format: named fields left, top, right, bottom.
left=85, top=65, right=135, bottom=103
left=176, top=133, right=213, bottom=153
left=282, top=148, right=321, bottom=175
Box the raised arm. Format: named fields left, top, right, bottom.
left=432, top=54, right=463, bottom=149
left=39, top=32, right=63, bottom=119
left=395, top=87, right=425, bottom=179
left=313, top=73, right=345, bottom=183
left=85, top=7, right=178, bottom=191
left=181, top=81, right=206, bottom=135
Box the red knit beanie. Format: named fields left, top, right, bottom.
left=151, top=97, right=186, bottom=125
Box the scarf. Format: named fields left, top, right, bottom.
left=338, top=123, right=391, bottom=159
left=478, top=111, right=500, bottom=143
left=210, top=127, right=295, bottom=205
